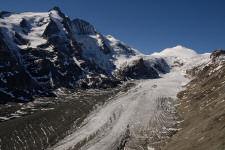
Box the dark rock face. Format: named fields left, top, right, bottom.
left=154, top=58, right=170, bottom=74
left=0, top=11, right=11, bottom=18
left=0, top=33, right=54, bottom=103
left=120, top=58, right=159, bottom=79
left=0, top=32, right=11, bottom=55
left=117, top=43, right=133, bottom=54
left=210, top=49, right=225, bottom=63
left=99, top=36, right=112, bottom=55
left=20, top=19, right=31, bottom=34
left=50, top=6, right=66, bottom=18
left=186, top=49, right=225, bottom=79
left=42, top=20, right=61, bottom=39
left=14, top=32, right=29, bottom=45
left=210, top=49, right=225, bottom=58
left=20, top=48, right=82, bottom=88
left=72, top=19, right=97, bottom=35
left=20, top=19, right=28, bottom=28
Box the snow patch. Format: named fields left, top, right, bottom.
left=0, top=12, right=50, bottom=48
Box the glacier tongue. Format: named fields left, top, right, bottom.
left=52, top=67, right=189, bottom=150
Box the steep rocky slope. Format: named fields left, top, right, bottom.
left=0, top=7, right=169, bottom=103
left=163, top=50, right=225, bottom=150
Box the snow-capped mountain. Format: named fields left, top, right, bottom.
left=152, top=45, right=198, bottom=58
left=152, top=45, right=210, bottom=73
left=0, top=7, right=169, bottom=103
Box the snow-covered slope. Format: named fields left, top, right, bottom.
left=0, top=12, right=49, bottom=49
left=104, top=35, right=142, bottom=69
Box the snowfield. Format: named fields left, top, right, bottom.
left=0, top=12, right=50, bottom=49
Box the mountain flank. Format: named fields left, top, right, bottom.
left=163, top=50, right=225, bottom=150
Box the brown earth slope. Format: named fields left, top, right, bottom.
left=163, top=50, right=225, bottom=150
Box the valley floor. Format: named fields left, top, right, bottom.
left=51, top=68, right=189, bottom=150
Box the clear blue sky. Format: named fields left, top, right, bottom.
left=1, top=0, right=225, bottom=54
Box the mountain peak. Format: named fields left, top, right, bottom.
left=152, top=45, right=198, bottom=58
left=49, top=6, right=65, bottom=18
left=49, top=6, right=69, bottom=22
left=174, top=45, right=184, bottom=48
left=50, top=6, right=62, bottom=13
